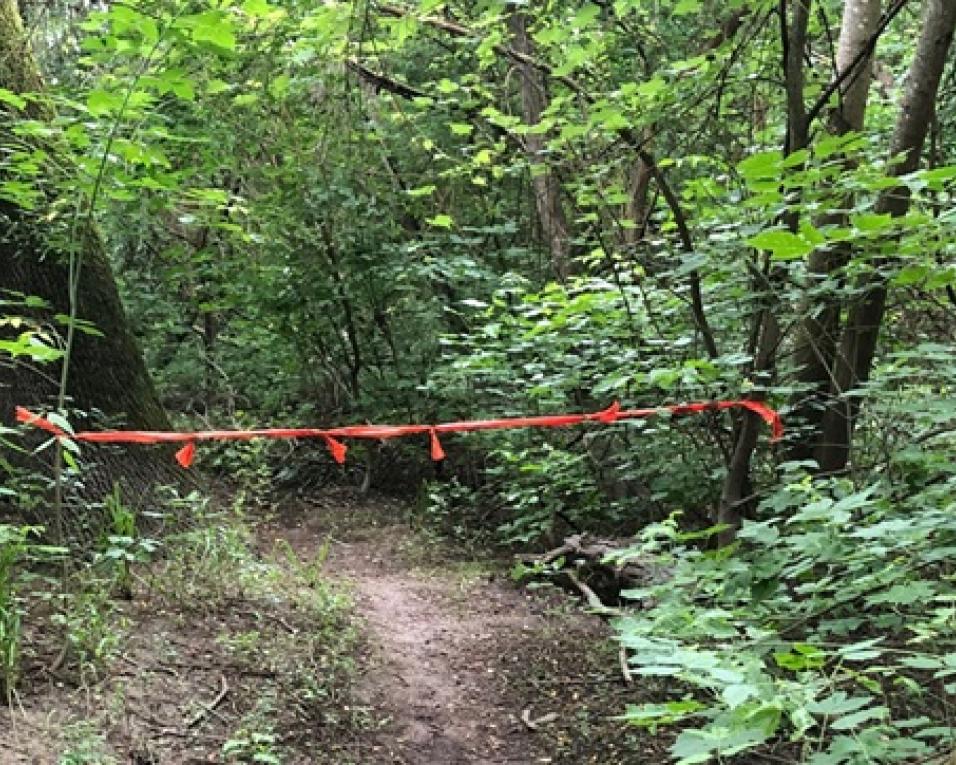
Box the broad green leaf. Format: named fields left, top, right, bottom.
left=747, top=230, right=813, bottom=260
left=86, top=88, right=123, bottom=116
left=830, top=706, right=888, bottom=731
left=866, top=580, right=936, bottom=606
left=808, top=693, right=874, bottom=716
left=671, top=729, right=717, bottom=763
left=722, top=684, right=758, bottom=709
left=894, top=265, right=928, bottom=286
left=572, top=3, right=601, bottom=28
left=851, top=213, right=893, bottom=232
left=427, top=214, right=454, bottom=228
left=191, top=11, right=237, bottom=51
left=737, top=151, right=782, bottom=180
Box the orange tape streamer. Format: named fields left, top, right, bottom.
left=15, top=400, right=783, bottom=469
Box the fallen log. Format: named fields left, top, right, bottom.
left=515, top=534, right=669, bottom=609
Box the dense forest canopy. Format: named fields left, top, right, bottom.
left=1, top=0, right=955, bottom=762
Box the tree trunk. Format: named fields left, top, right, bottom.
left=716, top=0, right=809, bottom=544
left=0, top=0, right=173, bottom=502
left=816, top=0, right=956, bottom=472
left=507, top=10, right=572, bottom=282
left=622, top=129, right=654, bottom=248
left=831, top=0, right=883, bottom=132
left=786, top=0, right=881, bottom=463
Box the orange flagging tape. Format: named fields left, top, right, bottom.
left=15, top=400, right=782, bottom=469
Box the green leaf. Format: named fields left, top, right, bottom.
left=747, top=230, right=813, bottom=260
left=572, top=3, right=601, bottom=28
left=722, top=684, right=758, bottom=709
left=737, top=151, right=781, bottom=180
left=242, top=0, right=277, bottom=17
left=894, top=265, right=928, bottom=286
left=436, top=78, right=459, bottom=94
left=86, top=89, right=123, bottom=117
left=866, top=580, right=936, bottom=606
left=851, top=213, right=893, bottom=232
left=44, top=412, right=74, bottom=435
left=918, top=164, right=956, bottom=190
left=0, top=88, right=28, bottom=111
left=900, top=656, right=943, bottom=670
left=154, top=69, right=197, bottom=101
left=782, top=149, right=810, bottom=168
left=673, top=0, right=702, bottom=15
left=54, top=315, right=104, bottom=336
left=808, top=692, right=874, bottom=716
left=829, top=706, right=887, bottom=730
left=622, top=699, right=704, bottom=728
left=268, top=74, right=291, bottom=99
left=671, top=729, right=717, bottom=763
left=191, top=11, right=237, bottom=51
left=427, top=214, right=454, bottom=228
left=774, top=644, right=825, bottom=671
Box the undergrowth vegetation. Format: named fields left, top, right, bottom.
left=1, top=0, right=955, bottom=761
left=1, top=475, right=361, bottom=763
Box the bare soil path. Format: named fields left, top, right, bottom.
left=273, top=494, right=543, bottom=764
left=2, top=489, right=655, bottom=764
left=270, top=490, right=656, bottom=765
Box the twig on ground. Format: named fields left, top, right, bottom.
left=619, top=645, right=633, bottom=685
left=187, top=674, right=230, bottom=729
left=521, top=708, right=559, bottom=730
left=119, top=653, right=178, bottom=676
left=565, top=570, right=619, bottom=616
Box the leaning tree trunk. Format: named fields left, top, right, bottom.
left=0, top=0, right=174, bottom=503
left=716, top=0, right=809, bottom=546
left=816, top=0, right=956, bottom=472
left=786, top=0, right=881, bottom=464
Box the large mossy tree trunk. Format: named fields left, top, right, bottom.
left=1, top=239, right=171, bottom=432
left=0, top=0, right=175, bottom=504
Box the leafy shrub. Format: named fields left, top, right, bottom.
left=614, top=470, right=956, bottom=763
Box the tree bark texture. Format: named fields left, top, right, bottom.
left=817, top=0, right=956, bottom=472
left=622, top=128, right=654, bottom=248
left=787, top=0, right=881, bottom=463
left=507, top=10, right=572, bottom=282
left=0, top=0, right=174, bottom=503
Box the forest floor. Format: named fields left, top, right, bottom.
left=2, top=488, right=661, bottom=764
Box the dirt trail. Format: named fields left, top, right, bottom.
left=2, top=490, right=649, bottom=764
left=276, top=495, right=548, bottom=764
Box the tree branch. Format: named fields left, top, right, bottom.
left=804, top=0, right=911, bottom=128
left=346, top=57, right=426, bottom=99
left=370, top=2, right=720, bottom=357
